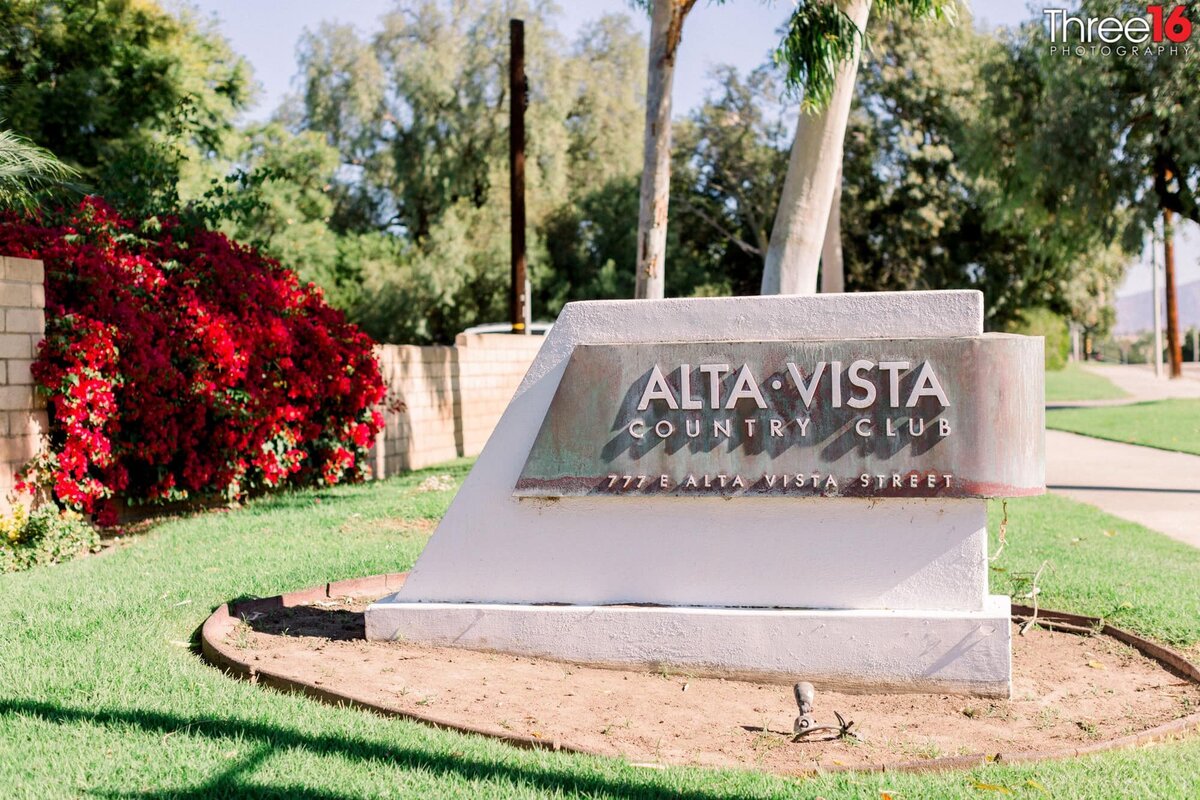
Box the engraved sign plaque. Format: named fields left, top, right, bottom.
left=515, top=334, right=1044, bottom=499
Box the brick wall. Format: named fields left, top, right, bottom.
left=372, top=344, right=459, bottom=476
left=455, top=333, right=545, bottom=458
left=370, top=333, right=544, bottom=477
left=0, top=257, right=46, bottom=512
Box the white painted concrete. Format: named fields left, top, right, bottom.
left=401, top=497, right=989, bottom=611
left=366, top=593, right=1013, bottom=697
left=367, top=292, right=1017, bottom=695
left=394, top=291, right=989, bottom=611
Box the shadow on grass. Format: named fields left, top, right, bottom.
left=0, top=699, right=749, bottom=800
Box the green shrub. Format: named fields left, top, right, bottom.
left=0, top=505, right=99, bottom=573
left=1004, top=307, right=1070, bottom=371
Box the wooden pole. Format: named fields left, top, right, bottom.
left=1164, top=206, right=1182, bottom=377
left=509, top=19, right=528, bottom=335
left=1152, top=219, right=1163, bottom=377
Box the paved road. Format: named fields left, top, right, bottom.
left=1046, top=429, right=1200, bottom=549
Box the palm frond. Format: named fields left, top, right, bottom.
left=0, top=128, right=79, bottom=211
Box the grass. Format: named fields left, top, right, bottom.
left=987, top=493, right=1200, bottom=647
left=2, top=463, right=1199, bottom=798
left=1046, top=398, right=1200, bottom=456
left=1044, top=363, right=1128, bottom=403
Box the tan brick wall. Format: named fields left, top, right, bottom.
left=370, top=334, right=543, bottom=478
left=0, top=257, right=47, bottom=512
left=455, top=333, right=545, bottom=458
left=371, top=344, right=459, bottom=475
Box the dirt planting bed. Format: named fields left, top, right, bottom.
left=201, top=576, right=1200, bottom=774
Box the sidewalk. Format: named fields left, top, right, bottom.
left=1046, top=429, right=1200, bottom=549
left=1083, top=363, right=1200, bottom=401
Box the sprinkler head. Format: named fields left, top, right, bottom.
left=793, top=681, right=816, bottom=733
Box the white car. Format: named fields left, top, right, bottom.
left=462, top=322, right=553, bottom=336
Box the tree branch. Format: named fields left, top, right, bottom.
left=677, top=197, right=763, bottom=257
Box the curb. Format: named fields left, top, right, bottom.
left=199, top=574, right=1200, bottom=775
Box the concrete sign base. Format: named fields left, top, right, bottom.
left=366, top=292, right=1040, bottom=697
left=366, top=594, right=1013, bottom=697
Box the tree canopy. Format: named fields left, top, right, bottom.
left=290, top=1, right=644, bottom=239
left=840, top=7, right=1127, bottom=329
left=987, top=1, right=1200, bottom=240
left=276, top=1, right=649, bottom=342
left=0, top=0, right=1150, bottom=347
left=0, top=0, right=252, bottom=216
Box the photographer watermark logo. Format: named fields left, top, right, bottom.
left=1044, top=4, right=1194, bottom=57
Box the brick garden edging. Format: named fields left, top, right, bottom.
left=199, top=573, right=585, bottom=756
left=199, top=574, right=1200, bottom=775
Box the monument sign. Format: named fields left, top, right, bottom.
left=367, top=291, right=1044, bottom=697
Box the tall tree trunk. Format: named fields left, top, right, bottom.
left=635, top=0, right=695, bottom=299
left=820, top=164, right=844, bottom=293
left=1164, top=207, right=1183, bottom=378
left=761, top=0, right=870, bottom=295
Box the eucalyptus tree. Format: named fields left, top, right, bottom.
left=760, top=0, right=956, bottom=295
left=820, top=165, right=845, bottom=292
left=632, top=0, right=699, bottom=299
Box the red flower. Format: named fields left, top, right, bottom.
left=2, top=197, right=385, bottom=515
left=351, top=423, right=373, bottom=448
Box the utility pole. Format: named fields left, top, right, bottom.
left=1163, top=205, right=1182, bottom=377
left=509, top=19, right=529, bottom=335
left=1152, top=219, right=1163, bottom=378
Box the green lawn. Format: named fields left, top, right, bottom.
left=1044, top=363, right=1129, bottom=403
left=987, top=493, right=1200, bottom=648
left=1046, top=398, right=1200, bottom=456
left=2, top=466, right=1199, bottom=799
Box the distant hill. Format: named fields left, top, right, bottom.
left=1115, top=279, right=1200, bottom=335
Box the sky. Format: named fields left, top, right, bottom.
left=191, top=0, right=1034, bottom=121
left=189, top=0, right=1196, bottom=300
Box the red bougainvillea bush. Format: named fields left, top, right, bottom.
left=0, top=198, right=384, bottom=525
